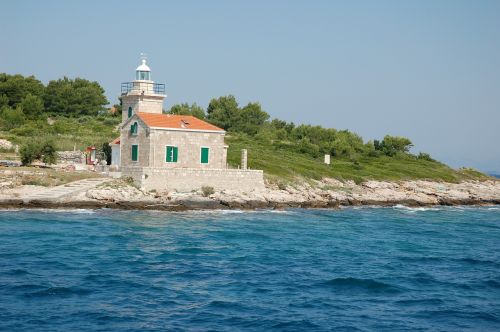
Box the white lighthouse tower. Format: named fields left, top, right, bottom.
left=120, top=54, right=166, bottom=123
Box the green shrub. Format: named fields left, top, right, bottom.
left=19, top=142, right=40, bottom=165
left=417, top=152, right=435, bottom=162
left=19, top=140, right=57, bottom=165
left=40, top=140, right=57, bottom=164
left=9, top=123, right=38, bottom=136
left=201, top=186, right=215, bottom=197
left=277, top=182, right=287, bottom=190
left=122, top=176, right=135, bottom=185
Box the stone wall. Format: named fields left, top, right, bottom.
left=148, top=129, right=226, bottom=169
left=122, top=166, right=265, bottom=192
left=57, top=151, right=85, bottom=164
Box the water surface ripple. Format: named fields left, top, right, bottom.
left=0, top=206, right=499, bottom=331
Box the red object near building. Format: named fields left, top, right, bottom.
left=86, top=146, right=97, bottom=165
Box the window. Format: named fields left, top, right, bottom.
left=128, top=106, right=132, bottom=118
left=137, top=71, right=150, bottom=81
left=166, top=146, right=178, bottom=163
left=131, top=145, right=138, bottom=161
left=201, top=147, right=209, bottom=164
left=130, top=122, right=138, bottom=135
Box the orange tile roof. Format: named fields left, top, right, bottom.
left=110, top=137, right=120, bottom=145
left=136, top=113, right=224, bottom=132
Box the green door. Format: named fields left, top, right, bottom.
left=166, top=146, right=178, bottom=162
left=131, top=145, right=138, bottom=161
left=201, top=147, right=209, bottom=164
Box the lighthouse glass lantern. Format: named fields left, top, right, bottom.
left=136, top=56, right=151, bottom=81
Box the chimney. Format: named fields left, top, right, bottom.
left=241, top=149, right=248, bottom=170
left=324, top=154, right=331, bottom=165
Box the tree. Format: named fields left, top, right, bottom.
left=233, top=102, right=270, bottom=135
left=380, top=135, right=413, bottom=156
left=102, top=142, right=112, bottom=165
left=0, top=94, right=8, bottom=108
left=0, top=73, right=45, bottom=108
left=206, top=95, right=239, bottom=130
left=39, top=140, right=57, bottom=164
left=112, top=102, right=122, bottom=116
left=0, top=105, right=25, bottom=130
left=19, top=140, right=57, bottom=165
left=19, top=142, right=40, bottom=165
left=168, top=102, right=206, bottom=119
left=20, top=93, right=44, bottom=119
left=44, top=77, right=108, bottom=116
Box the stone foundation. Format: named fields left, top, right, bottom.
left=122, top=166, right=265, bottom=192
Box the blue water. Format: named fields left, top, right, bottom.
left=1, top=207, right=499, bottom=331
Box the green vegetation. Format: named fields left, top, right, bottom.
left=19, top=140, right=58, bottom=165
left=167, top=102, right=205, bottom=120
left=201, top=186, right=215, bottom=197
left=2, top=114, right=120, bottom=151
left=226, top=134, right=488, bottom=184
left=0, top=73, right=119, bottom=152
left=0, top=73, right=490, bottom=183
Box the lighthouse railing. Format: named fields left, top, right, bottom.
left=121, top=82, right=165, bottom=95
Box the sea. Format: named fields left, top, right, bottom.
left=0, top=206, right=499, bottom=331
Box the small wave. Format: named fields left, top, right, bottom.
left=393, top=205, right=440, bottom=212
left=272, top=319, right=321, bottom=330
left=10, top=284, right=45, bottom=292
left=177, top=247, right=206, bottom=254
left=415, top=309, right=500, bottom=322
left=4, top=268, right=31, bottom=276
left=7, top=208, right=97, bottom=214
left=321, top=277, right=403, bottom=294
left=456, top=257, right=498, bottom=267
left=395, top=298, right=445, bottom=306
left=206, top=300, right=239, bottom=309
left=24, top=286, right=92, bottom=298
left=484, top=279, right=500, bottom=289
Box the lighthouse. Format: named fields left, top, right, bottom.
left=120, top=54, right=166, bottom=123
left=113, top=55, right=264, bottom=192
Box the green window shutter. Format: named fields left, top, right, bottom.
left=173, top=147, right=178, bottom=162
left=201, top=147, right=209, bottom=164
left=166, top=146, right=172, bottom=162
left=128, top=107, right=132, bottom=118
left=166, top=146, right=178, bottom=163
left=131, top=145, right=138, bottom=161
left=131, top=122, right=138, bottom=134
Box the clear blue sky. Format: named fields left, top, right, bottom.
left=1, top=0, right=499, bottom=172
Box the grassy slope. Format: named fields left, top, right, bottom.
left=226, top=135, right=490, bottom=184
left=1, top=115, right=120, bottom=152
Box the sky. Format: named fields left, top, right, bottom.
left=1, top=0, right=499, bottom=172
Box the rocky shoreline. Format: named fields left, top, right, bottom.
left=0, top=177, right=498, bottom=211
